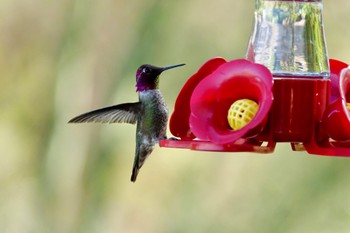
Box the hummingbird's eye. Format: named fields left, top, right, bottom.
left=143, top=67, right=151, bottom=74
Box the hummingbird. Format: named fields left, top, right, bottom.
left=68, top=63, right=185, bottom=182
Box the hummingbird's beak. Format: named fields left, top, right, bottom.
left=161, top=63, right=186, bottom=72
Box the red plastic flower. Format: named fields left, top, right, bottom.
left=322, top=59, right=350, bottom=140
left=170, top=58, right=273, bottom=144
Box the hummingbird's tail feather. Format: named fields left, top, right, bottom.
left=131, top=167, right=139, bottom=182
left=130, top=142, right=154, bottom=182
left=68, top=102, right=141, bottom=124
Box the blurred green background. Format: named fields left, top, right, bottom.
left=1, top=0, right=350, bottom=232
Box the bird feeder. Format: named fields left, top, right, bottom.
left=160, top=0, right=350, bottom=156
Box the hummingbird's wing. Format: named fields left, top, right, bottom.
left=68, top=102, right=141, bottom=124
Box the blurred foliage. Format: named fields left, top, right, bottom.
left=1, top=0, right=350, bottom=232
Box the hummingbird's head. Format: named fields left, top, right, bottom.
left=135, top=64, right=185, bottom=92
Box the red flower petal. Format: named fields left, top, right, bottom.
left=329, top=59, right=349, bottom=102
left=169, top=57, right=227, bottom=140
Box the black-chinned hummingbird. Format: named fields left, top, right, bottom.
left=69, top=63, right=185, bottom=182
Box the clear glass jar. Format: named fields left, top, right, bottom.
left=246, top=0, right=330, bottom=78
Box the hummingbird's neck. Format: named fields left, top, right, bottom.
left=136, top=77, right=159, bottom=92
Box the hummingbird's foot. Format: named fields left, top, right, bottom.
left=168, top=137, right=179, bottom=141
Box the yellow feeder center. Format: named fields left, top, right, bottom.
left=347, top=103, right=350, bottom=111
left=227, top=99, right=259, bottom=130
